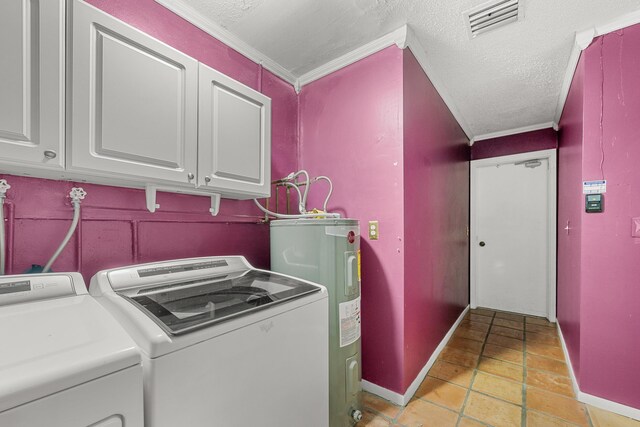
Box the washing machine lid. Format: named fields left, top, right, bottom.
left=119, top=269, right=320, bottom=335
left=0, top=274, right=140, bottom=413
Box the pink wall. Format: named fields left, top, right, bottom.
left=299, top=46, right=470, bottom=394
left=402, top=50, right=469, bottom=389
left=557, top=56, right=585, bottom=377
left=0, top=176, right=271, bottom=280
left=471, top=128, right=557, bottom=160
left=299, top=46, right=407, bottom=393
left=0, top=0, right=298, bottom=281
left=558, top=26, right=640, bottom=409
left=579, top=29, right=640, bottom=408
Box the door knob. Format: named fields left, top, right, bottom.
left=479, top=241, right=486, bottom=247
left=43, top=150, right=57, bottom=159
left=204, top=176, right=211, bottom=183
left=187, top=173, right=195, bottom=181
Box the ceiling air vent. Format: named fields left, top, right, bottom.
left=464, top=0, right=524, bottom=38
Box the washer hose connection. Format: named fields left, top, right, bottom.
left=0, top=179, right=10, bottom=275
left=42, top=187, right=87, bottom=273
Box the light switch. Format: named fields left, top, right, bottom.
left=368, top=221, right=379, bottom=240
left=632, top=217, right=640, bottom=238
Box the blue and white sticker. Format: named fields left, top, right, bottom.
left=583, top=180, right=606, bottom=194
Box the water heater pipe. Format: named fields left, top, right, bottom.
left=253, top=199, right=340, bottom=219
left=255, top=170, right=340, bottom=219
left=313, top=176, right=333, bottom=212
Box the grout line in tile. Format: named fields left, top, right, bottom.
left=467, top=386, right=525, bottom=408
left=526, top=383, right=590, bottom=403
left=382, top=309, right=611, bottom=427
left=458, top=415, right=494, bottom=427
left=360, top=400, right=401, bottom=424
left=456, top=309, right=496, bottom=426
left=585, top=406, right=597, bottom=427
left=413, top=394, right=465, bottom=417
left=490, top=323, right=525, bottom=332
left=479, top=349, right=524, bottom=368
left=527, top=409, right=589, bottom=427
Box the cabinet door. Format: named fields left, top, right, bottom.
left=68, top=0, right=198, bottom=186
left=198, top=63, right=271, bottom=198
left=0, top=0, right=65, bottom=170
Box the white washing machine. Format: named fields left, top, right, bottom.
left=89, top=256, right=329, bottom=427
left=0, top=273, right=144, bottom=427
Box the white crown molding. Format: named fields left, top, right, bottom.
left=145, top=7, right=473, bottom=140
left=558, top=325, right=640, bottom=421
left=553, top=28, right=594, bottom=124
left=575, top=28, right=597, bottom=50
left=297, top=24, right=473, bottom=140
left=555, top=8, right=640, bottom=125
left=595, top=8, right=640, bottom=38
left=470, top=121, right=556, bottom=145
left=403, top=27, right=473, bottom=140
left=154, top=0, right=297, bottom=86
left=296, top=26, right=409, bottom=88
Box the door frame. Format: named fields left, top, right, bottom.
left=470, top=148, right=557, bottom=322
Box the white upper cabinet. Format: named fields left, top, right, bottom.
left=198, top=63, right=271, bottom=198
left=68, top=0, right=198, bottom=187
left=0, top=0, right=65, bottom=170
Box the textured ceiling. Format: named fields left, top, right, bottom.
left=172, top=0, right=640, bottom=137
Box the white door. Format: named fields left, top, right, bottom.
left=0, top=0, right=65, bottom=170
left=471, top=150, right=557, bottom=319
left=68, top=0, right=198, bottom=186
left=198, top=63, right=271, bottom=198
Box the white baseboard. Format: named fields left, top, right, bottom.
left=581, top=391, right=640, bottom=421
left=362, top=305, right=470, bottom=406
left=557, top=324, right=640, bottom=421
left=556, top=323, right=581, bottom=397
left=361, top=379, right=404, bottom=406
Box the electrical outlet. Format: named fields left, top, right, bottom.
left=368, top=221, right=379, bottom=240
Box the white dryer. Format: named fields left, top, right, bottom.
left=0, top=273, right=144, bottom=427
left=89, top=256, right=329, bottom=427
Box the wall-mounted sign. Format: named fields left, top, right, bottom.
left=583, top=180, right=606, bottom=194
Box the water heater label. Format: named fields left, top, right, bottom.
left=339, top=297, right=361, bottom=347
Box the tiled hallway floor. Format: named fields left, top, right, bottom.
left=358, top=308, right=640, bottom=427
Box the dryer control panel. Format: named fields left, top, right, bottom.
left=0, top=274, right=83, bottom=307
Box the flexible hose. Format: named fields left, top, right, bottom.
left=0, top=198, right=5, bottom=275
left=282, top=182, right=306, bottom=214
left=42, top=201, right=80, bottom=273
left=253, top=199, right=340, bottom=219
left=291, top=170, right=310, bottom=212
left=314, top=176, right=333, bottom=212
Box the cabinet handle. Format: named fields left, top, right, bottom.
left=43, top=150, right=57, bottom=159
left=187, top=173, right=195, bottom=181
left=204, top=176, right=211, bottom=183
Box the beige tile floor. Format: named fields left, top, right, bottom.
left=357, top=308, right=640, bottom=427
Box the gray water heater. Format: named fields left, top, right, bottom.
left=270, top=219, right=362, bottom=427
